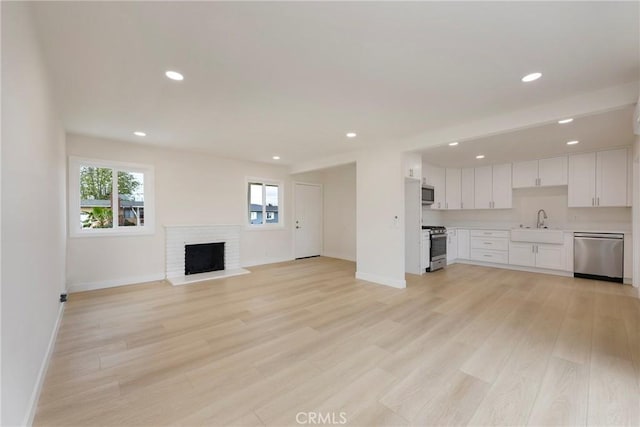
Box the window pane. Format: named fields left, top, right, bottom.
left=118, top=171, right=144, bottom=226
left=249, top=183, right=263, bottom=224
left=265, top=184, right=279, bottom=224
left=80, top=166, right=113, bottom=228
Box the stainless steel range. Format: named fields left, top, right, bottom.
left=422, top=226, right=447, bottom=272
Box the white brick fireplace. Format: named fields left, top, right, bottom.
left=165, top=224, right=250, bottom=286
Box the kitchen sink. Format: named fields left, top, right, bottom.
left=510, top=228, right=564, bottom=244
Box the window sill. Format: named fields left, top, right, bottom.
left=70, top=227, right=155, bottom=238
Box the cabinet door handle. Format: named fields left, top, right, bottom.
left=592, top=197, right=595, bottom=206
left=461, top=202, right=463, bottom=209
left=597, top=197, right=600, bottom=206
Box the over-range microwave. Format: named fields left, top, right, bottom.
left=422, top=185, right=435, bottom=205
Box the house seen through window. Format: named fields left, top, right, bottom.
left=70, top=157, right=154, bottom=236
left=248, top=181, right=280, bottom=225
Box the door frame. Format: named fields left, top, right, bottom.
left=293, top=181, right=324, bottom=259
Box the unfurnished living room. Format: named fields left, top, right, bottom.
left=2, top=1, right=640, bottom=426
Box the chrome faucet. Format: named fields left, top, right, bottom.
left=536, top=209, right=548, bottom=229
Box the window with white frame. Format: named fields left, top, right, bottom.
left=247, top=179, right=282, bottom=227
left=69, top=157, right=155, bottom=236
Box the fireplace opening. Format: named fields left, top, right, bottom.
left=185, top=242, right=225, bottom=275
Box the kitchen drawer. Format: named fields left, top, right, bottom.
left=470, top=249, right=509, bottom=264
left=470, top=237, right=508, bottom=251
left=470, top=230, right=509, bottom=239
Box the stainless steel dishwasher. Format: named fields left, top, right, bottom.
left=574, top=232, right=624, bottom=283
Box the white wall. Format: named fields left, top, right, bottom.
left=356, top=148, right=406, bottom=288
left=66, top=134, right=295, bottom=291
left=1, top=3, right=67, bottom=425
left=320, top=164, right=356, bottom=262
left=633, top=135, right=639, bottom=287
left=424, top=186, right=632, bottom=231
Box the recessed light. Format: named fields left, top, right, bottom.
left=521, top=72, right=542, bottom=82
left=448, top=142, right=459, bottom=146
left=346, top=132, right=357, bottom=138
left=558, top=118, right=573, bottom=124
left=566, top=140, right=579, bottom=145
left=272, top=156, right=280, bottom=160
left=133, top=131, right=146, bottom=137
left=476, top=155, right=485, bottom=159
left=165, top=70, right=184, bottom=81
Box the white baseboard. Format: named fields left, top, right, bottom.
left=242, top=256, right=294, bottom=268
left=356, top=271, right=406, bottom=288
left=23, top=302, right=65, bottom=427
left=321, top=251, right=356, bottom=262
left=66, top=273, right=166, bottom=293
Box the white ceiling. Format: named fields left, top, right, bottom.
left=30, top=1, right=639, bottom=165
left=420, top=106, right=635, bottom=168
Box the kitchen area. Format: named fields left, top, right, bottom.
left=404, top=106, right=636, bottom=285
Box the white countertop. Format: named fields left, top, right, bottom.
left=443, top=225, right=631, bottom=234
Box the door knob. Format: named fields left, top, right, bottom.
left=296, top=226, right=300, bottom=229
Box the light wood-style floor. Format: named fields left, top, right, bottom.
left=35, top=258, right=640, bottom=426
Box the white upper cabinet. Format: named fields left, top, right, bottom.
left=474, top=166, right=493, bottom=209
left=445, top=168, right=461, bottom=210
left=492, top=163, right=513, bottom=209
left=424, top=164, right=446, bottom=210
left=512, top=160, right=538, bottom=188
left=596, top=148, right=628, bottom=207
left=512, top=156, right=567, bottom=188
left=538, top=156, right=567, bottom=187
left=461, top=168, right=475, bottom=210
left=568, top=149, right=628, bottom=207
left=403, top=152, right=422, bottom=180
left=473, top=164, right=512, bottom=209
left=568, top=152, right=596, bottom=207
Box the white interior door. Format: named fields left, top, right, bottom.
left=294, top=183, right=322, bottom=259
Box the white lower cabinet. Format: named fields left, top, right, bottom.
left=509, top=241, right=565, bottom=270
left=508, top=242, right=536, bottom=267
left=470, top=230, right=509, bottom=264
left=447, top=229, right=458, bottom=263
left=535, top=244, right=565, bottom=270
left=564, top=232, right=574, bottom=272
left=624, top=233, right=632, bottom=280
left=421, top=230, right=430, bottom=272
left=470, top=249, right=509, bottom=264
left=457, top=229, right=470, bottom=259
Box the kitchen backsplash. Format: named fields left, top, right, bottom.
left=422, top=186, right=632, bottom=231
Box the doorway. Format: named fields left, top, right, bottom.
left=294, top=183, right=322, bottom=259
